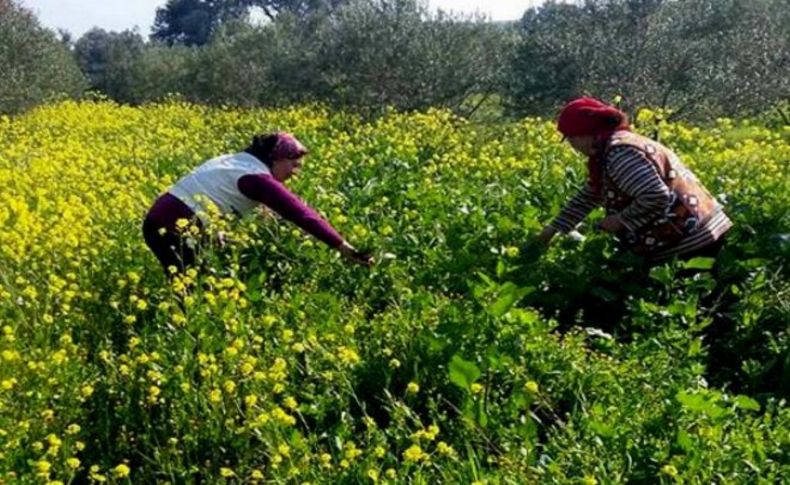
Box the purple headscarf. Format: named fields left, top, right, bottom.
left=271, top=132, right=309, bottom=161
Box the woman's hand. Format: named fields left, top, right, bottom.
left=216, top=231, right=228, bottom=248
left=597, top=215, right=624, bottom=233
left=536, top=226, right=558, bottom=245
left=516, top=226, right=556, bottom=265
left=338, top=241, right=374, bottom=267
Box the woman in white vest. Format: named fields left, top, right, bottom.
left=143, top=132, right=372, bottom=275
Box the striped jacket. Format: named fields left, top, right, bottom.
left=550, top=131, right=732, bottom=260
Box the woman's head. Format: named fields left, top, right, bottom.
left=246, top=132, right=309, bottom=182
left=557, top=97, right=629, bottom=155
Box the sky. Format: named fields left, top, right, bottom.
left=19, top=0, right=546, bottom=38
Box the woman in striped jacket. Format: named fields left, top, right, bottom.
left=537, top=97, right=732, bottom=263
left=143, top=132, right=372, bottom=275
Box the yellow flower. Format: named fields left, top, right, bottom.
left=470, top=383, right=484, bottom=394
left=36, top=460, right=52, bottom=474
left=67, top=457, right=81, bottom=469
left=427, top=425, right=439, bottom=437
left=250, top=469, right=264, bottom=480
left=255, top=412, right=270, bottom=426
left=271, top=406, right=296, bottom=426
left=51, top=350, right=67, bottom=364
left=113, top=464, right=130, bottom=478
left=81, top=385, right=94, bottom=397
left=402, top=444, right=427, bottom=462
left=2, top=350, right=20, bottom=361
left=344, top=441, right=362, bottom=460
left=661, top=465, right=678, bottom=477
left=525, top=380, right=539, bottom=394
left=407, top=382, right=420, bottom=394
left=220, top=467, right=235, bottom=477
left=262, top=315, right=277, bottom=327
left=223, top=380, right=236, bottom=394
left=291, top=342, right=306, bottom=353
left=337, top=346, right=360, bottom=365
left=47, top=433, right=62, bottom=449
left=437, top=441, right=456, bottom=457
left=89, top=465, right=107, bottom=482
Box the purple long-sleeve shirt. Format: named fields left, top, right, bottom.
left=146, top=174, right=344, bottom=248
left=236, top=174, right=343, bottom=247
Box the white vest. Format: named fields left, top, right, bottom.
left=169, top=152, right=271, bottom=222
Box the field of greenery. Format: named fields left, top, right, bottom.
left=0, top=101, right=788, bottom=483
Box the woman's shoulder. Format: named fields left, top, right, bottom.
left=605, top=144, right=646, bottom=164
left=602, top=144, right=653, bottom=180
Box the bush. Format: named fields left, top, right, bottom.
left=73, top=28, right=146, bottom=103
left=0, top=0, right=86, bottom=114
left=506, top=0, right=790, bottom=120
left=310, top=0, right=514, bottom=113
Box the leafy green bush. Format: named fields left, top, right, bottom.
left=0, top=0, right=86, bottom=114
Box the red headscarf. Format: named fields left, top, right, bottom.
left=557, top=97, right=629, bottom=194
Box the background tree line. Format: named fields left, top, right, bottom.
left=1, top=0, right=787, bottom=121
